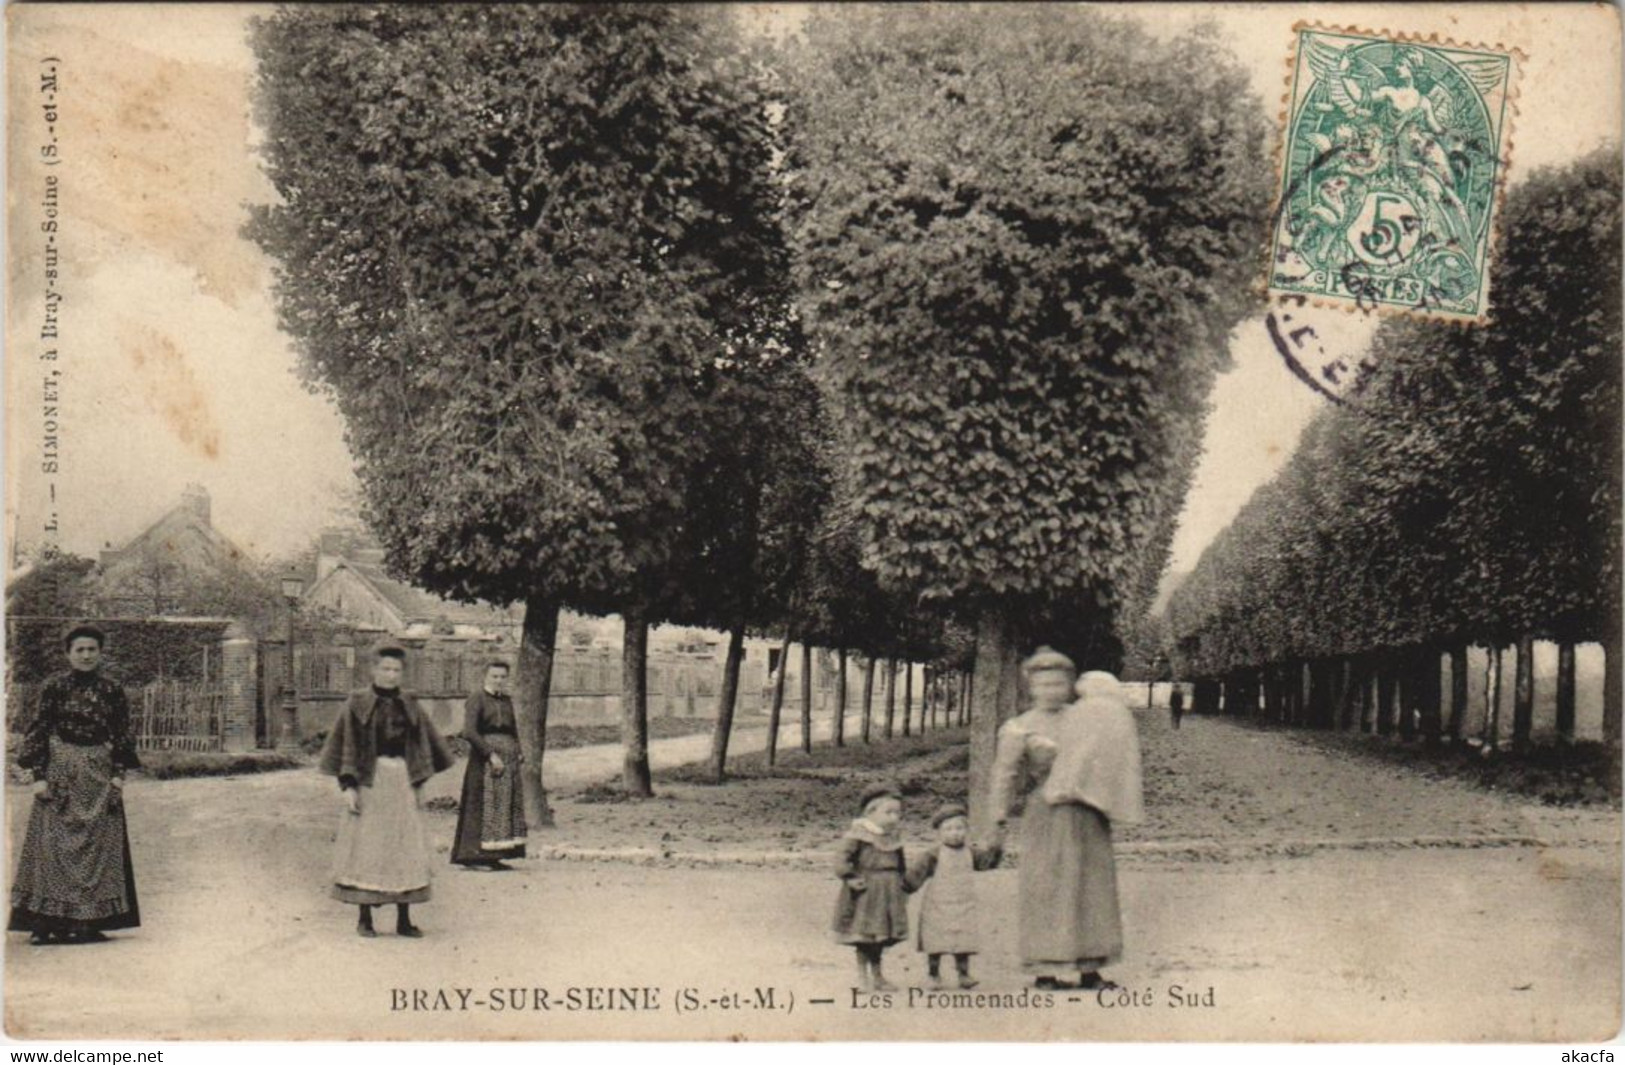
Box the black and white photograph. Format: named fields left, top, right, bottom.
left=3, top=1, right=1621, bottom=1046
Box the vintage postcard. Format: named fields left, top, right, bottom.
left=4, top=2, right=1621, bottom=1046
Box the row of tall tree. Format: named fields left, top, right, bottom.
left=1166, top=153, right=1623, bottom=749
left=249, top=6, right=1271, bottom=828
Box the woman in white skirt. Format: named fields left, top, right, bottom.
left=319, top=646, right=454, bottom=938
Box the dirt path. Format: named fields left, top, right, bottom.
left=4, top=711, right=1618, bottom=1042
left=535, top=707, right=1620, bottom=861
left=421, top=711, right=846, bottom=804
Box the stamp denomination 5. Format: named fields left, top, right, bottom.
left=1269, top=26, right=1518, bottom=321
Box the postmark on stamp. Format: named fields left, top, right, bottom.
left=1268, top=26, right=1517, bottom=321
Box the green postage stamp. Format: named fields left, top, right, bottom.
left=1269, top=26, right=1517, bottom=321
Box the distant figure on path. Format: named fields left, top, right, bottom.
left=907, top=803, right=1002, bottom=990
left=1169, top=684, right=1185, bottom=730
left=8, top=625, right=142, bottom=946
left=832, top=785, right=912, bottom=991
left=989, top=649, right=1145, bottom=991
left=451, top=660, right=528, bottom=870
left=320, top=645, right=454, bottom=938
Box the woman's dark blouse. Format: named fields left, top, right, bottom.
left=461, top=690, right=517, bottom=760
left=373, top=686, right=412, bottom=759
left=17, top=670, right=141, bottom=778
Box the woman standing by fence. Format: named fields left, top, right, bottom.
left=8, top=625, right=143, bottom=945
left=451, top=660, right=527, bottom=870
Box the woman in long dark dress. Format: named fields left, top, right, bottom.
left=451, top=660, right=527, bottom=870
left=989, top=649, right=1144, bottom=990
left=9, top=625, right=142, bottom=946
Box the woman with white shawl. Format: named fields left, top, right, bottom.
left=988, top=648, right=1145, bottom=990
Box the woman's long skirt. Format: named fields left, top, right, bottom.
left=450, top=734, right=527, bottom=866
left=8, top=738, right=140, bottom=933
left=1017, top=800, right=1121, bottom=977
left=331, top=756, right=432, bottom=905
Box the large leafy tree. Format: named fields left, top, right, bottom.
left=690, top=355, right=833, bottom=782
left=250, top=5, right=793, bottom=808
left=776, top=6, right=1271, bottom=827
left=6, top=546, right=94, bottom=620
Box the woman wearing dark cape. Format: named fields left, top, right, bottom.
left=319, top=645, right=454, bottom=938
left=451, top=660, right=527, bottom=870
left=9, top=625, right=142, bottom=945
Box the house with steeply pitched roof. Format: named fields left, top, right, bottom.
left=302, top=528, right=520, bottom=642
left=93, top=484, right=256, bottom=615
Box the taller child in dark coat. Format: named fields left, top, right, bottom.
left=832, top=785, right=913, bottom=991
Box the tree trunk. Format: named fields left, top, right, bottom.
left=1447, top=645, right=1469, bottom=742
left=1555, top=641, right=1576, bottom=743
left=1605, top=620, right=1622, bottom=795
left=1605, top=624, right=1622, bottom=750
left=861, top=656, right=876, bottom=744
left=902, top=662, right=913, bottom=737
left=833, top=648, right=848, bottom=748
left=1396, top=651, right=1417, bottom=741
left=704, top=619, right=747, bottom=783
left=1485, top=645, right=1503, bottom=751
left=923, top=666, right=934, bottom=732
left=1306, top=660, right=1328, bottom=729
left=799, top=641, right=813, bottom=755
left=1599, top=621, right=1612, bottom=796
left=621, top=606, right=652, bottom=798
left=968, top=614, right=1022, bottom=840
left=1336, top=658, right=1358, bottom=730
left=960, top=671, right=971, bottom=727
left=882, top=658, right=897, bottom=740
left=514, top=596, right=560, bottom=828
left=1358, top=659, right=1374, bottom=733
left=1376, top=657, right=1396, bottom=737
left=1512, top=635, right=1534, bottom=750
left=766, top=630, right=791, bottom=765
left=1417, top=647, right=1443, bottom=749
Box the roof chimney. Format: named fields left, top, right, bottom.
left=181, top=484, right=211, bottom=525
left=316, top=527, right=348, bottom=583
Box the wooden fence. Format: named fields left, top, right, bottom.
left=133, top=680, right=227, bottom=752
left=6, top=679, right=226, bottom=752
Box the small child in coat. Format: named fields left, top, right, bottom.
left=907, top=803, right=1002, bottom=989
left=832, top=784, right=911, bottom=991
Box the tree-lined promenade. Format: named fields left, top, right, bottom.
left=247, top=4, right=1620, bottom=828
left=1166, top=154, right=1623, bottom=764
